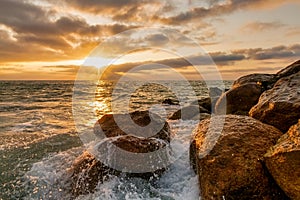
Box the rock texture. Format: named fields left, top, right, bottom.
left=264, top=120, right=300, bottom=200
left=190, top=115, right=288, bottom=200
left=94, top=110, right=171, bottom=142
left=250, top=71, right=300, bottom=132
left=168, top=105, right=210, bottom=120
left=232, top=73, right=278, bottom=90
left=71, top=110, right=171, bottom=196
left=277, top=60, right=300, bottom=79
left=215, top=83, right=263, bottom=115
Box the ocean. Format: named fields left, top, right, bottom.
left=0, top=80, right=232, bottom=200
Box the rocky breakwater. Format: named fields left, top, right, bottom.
left=190, top=60, right=300, bottom=199
left=69, top=110, right=171, bottom=197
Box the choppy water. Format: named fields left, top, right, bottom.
left=0, top=80, right=232, bottom=200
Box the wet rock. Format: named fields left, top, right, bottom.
left=250, top=71, right=300, bottom=132
left=277, top=60, right=300, bottom=79
left=264, top=120, right=300, bottom=199
left=215, top=83, right=263, bottom=115
left=191, top=97, right=214, bottom=113
left=190, top=115, right=288, bottom=200
left=69, top=151, right=116, bottom=197
left=94, top=110, right=171, bottom=142
left=168, top=105, right=210, bottom=120
left=162, top=98, right=179, bottom=105
left=209, top=87, right=223, bottom=98
left=232, top=73, right=278, bottom=90
left=70, top=110, right=172, bottom=196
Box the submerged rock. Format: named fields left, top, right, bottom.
left=250, top=71, right=300, bottom=132
left=70, top=110, right=171, bottom=196
left=190, top=115, right=288, bottom=200
left=232, top=73, right=278, bottom=90
left=215, top=83, right=263, bottom=115
left=264, top=120, right=300, bottom=199
left=162, top=98, right=179, bottom=105
left=168, top=105, right=210, bottom=120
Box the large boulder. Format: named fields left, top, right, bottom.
left=250, top=71, right=300, bottom=132
left=232, top=73, right=278, bottom=90
left=215, top=83, right=263, bottom=115
left=277, top=60, right=300, bottom=79
left=190, top=115, right=288, bottom=200
left=70, top=110, right=171, bottom=196
left=94, top=110, right=171, bottom=142
left=168, top=105, right=210, bottom=120
left=264, top=120, right=300, bottom=199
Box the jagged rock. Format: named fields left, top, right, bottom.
left=168, top=105, right=210, bottom=120
left=70, top=111, right=171, bottom=196
left=264, top=120, right=300, bottom=199
left=190, top=115, right=288, bottom=200
left=232, top=73, right=278, bottom=90
left=277, top=60, right=300, bottom=79
left=162, top=98, right=179, bottom=105
left=215, top=83, right=263, bottom=115
left=250, top=71, right=300, bottom=132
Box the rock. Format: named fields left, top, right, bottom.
left=232, top=73, right=278, bottom=90
left=250, top=71, right=300, bottom=132
left=215, top=83, right=263, bottom=115
left=277, top=60, right=300, bottom=79
left=94, top=110, right=171, bottom=142
left=69, top=151, right=117, bottom=197
left=168, top=105, right=210, bottom=120
left=70, top=136, right=169, bottom=196
left=71, top=110, right=172, bottom=196
left=264, top=120, right=300, bottom=199
left=209, top=87, right=223, bottom=98
left=162, top=98, right=179, bottom=105
left=190, top=115, right=288, bottom=200
left=191, top=97, right=213, bottom=113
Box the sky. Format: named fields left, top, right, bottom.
left=0, top=0, right=299, bottom=80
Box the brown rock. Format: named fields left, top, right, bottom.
left=70, top=110, right=172, bottom=196
left=69, top=151, right=116, bottom=197
left=191, top=97, right=215, bottom=113
left=264, top=120, right=300, bottom=199
left=190, top=115, right=288, bottom=200
left=232, top=73, right=278, bottom=90
left=215, top=83, right=263, bottom=115
left=277, top=60, right=300, bottom=79
left=250, top=71, right=300, bottom=132
left=168, top=105, right=210, bottom=120
left=94, top=110, right=171, bottom=142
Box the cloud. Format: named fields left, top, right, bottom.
left=233, top=44, right=300, bottom=60
left=0, top=0, right=138, bottom=62
left=240, top=21, right=285, bottom=33
left=153, top=0, right=298, bottom=25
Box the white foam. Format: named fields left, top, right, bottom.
left=23, top=120, right=200, bottom=200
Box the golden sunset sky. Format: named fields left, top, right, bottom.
left=0, top=0, right=299, bottom=80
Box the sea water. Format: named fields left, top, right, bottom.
left=0, top=80, right=232, bottom=200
